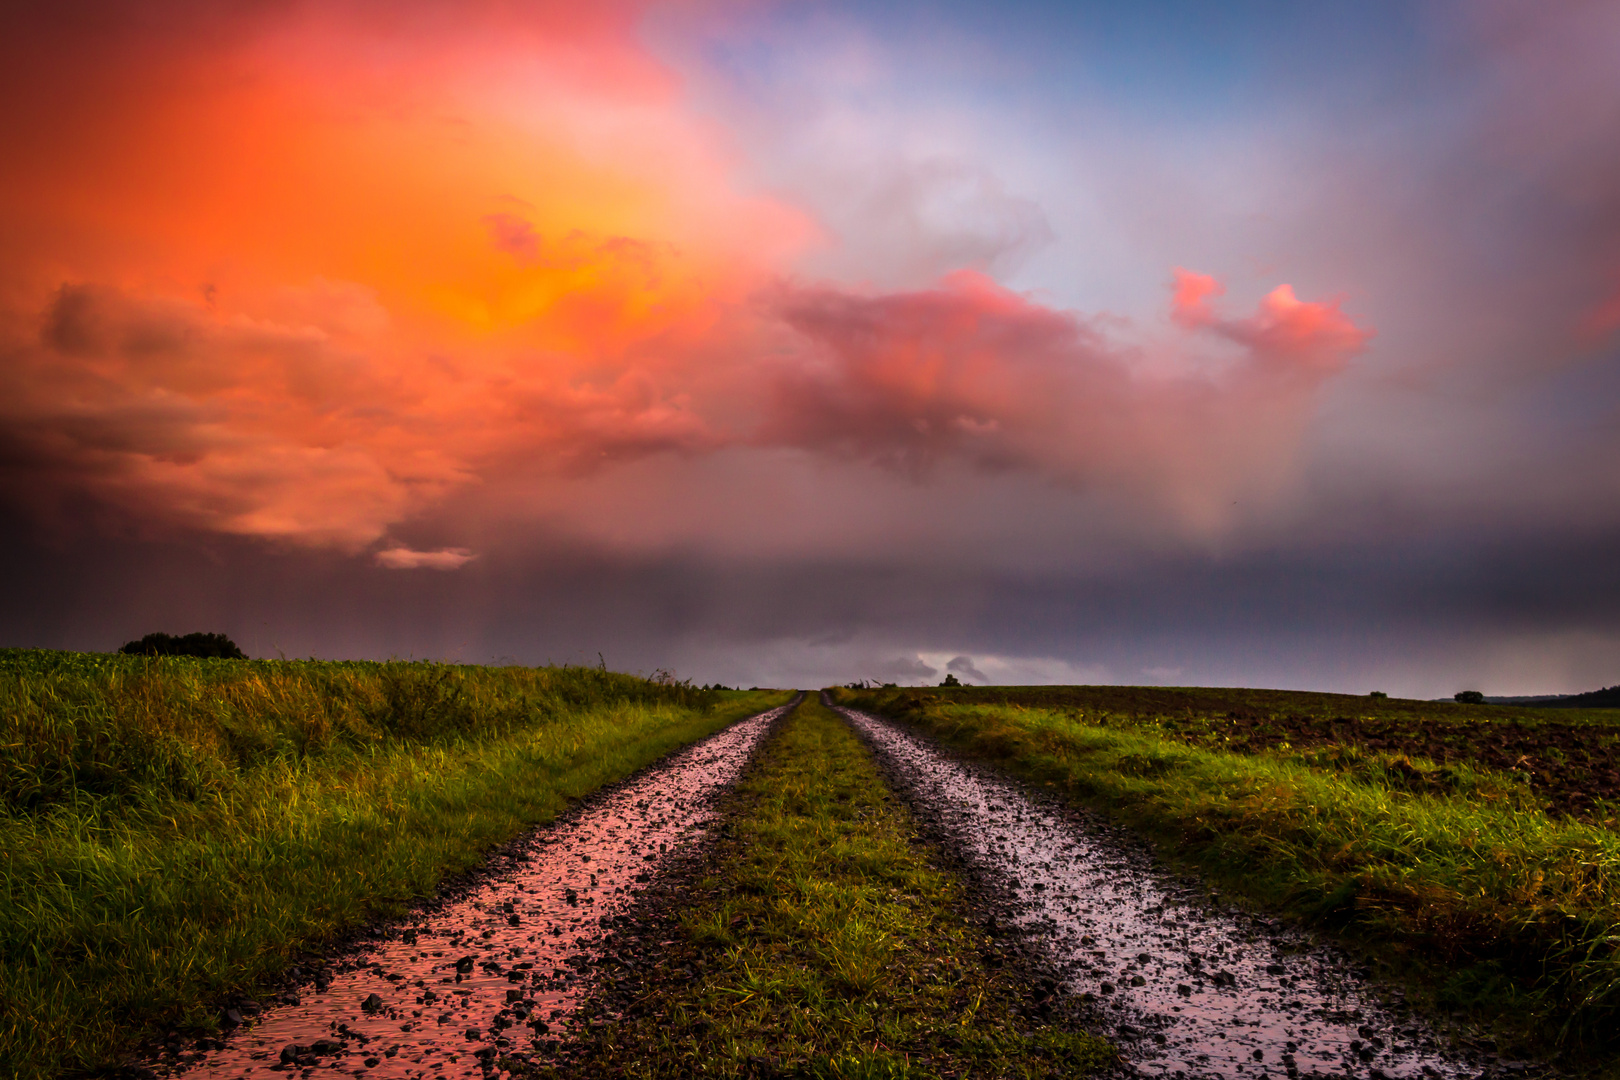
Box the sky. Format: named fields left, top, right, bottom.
left=2, top=0, right=1619, bottom=695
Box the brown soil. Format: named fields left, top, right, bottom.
left=888, top=685, right=1620, bottom=822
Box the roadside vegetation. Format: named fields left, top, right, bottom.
left=830, top=685, right=1620, bottom=1067
left=555, top=694, right=1112, bottom=1079
left=0, top=648, right=787, bottom=1078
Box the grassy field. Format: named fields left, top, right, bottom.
left=0, top=648, right=787, bottom=1078
left=555, top=693, right=1113, bottom=1079
left=830, top=685, right=1620, bottom=1067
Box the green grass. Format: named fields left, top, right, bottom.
left=831, top=686, right=1620, bottom=1070
left=889, top=683, right=1620, bottom=823
left=555, top=694, right=1113, bottom=1079
left=0, top=648, right=788, bottom=1078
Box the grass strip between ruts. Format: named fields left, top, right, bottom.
left=830, top=687, right=1620, bottom=1073
left=545, top=693, right=1113, bottom=1079
left=0, top=649, right=789, bottom=1079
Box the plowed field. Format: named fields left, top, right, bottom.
left=878, top=686, right=1620, bottom=821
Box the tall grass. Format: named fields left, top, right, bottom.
left=0, top=649, right=786, bottom=1077
left=832, top=688, right=1620, bottom=1063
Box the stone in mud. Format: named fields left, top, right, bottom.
left=220, top=1008, right=243, bottom=1027
left=455, top=955, right=475, bottom=973
left=361, top=993, right=384, bottom=1013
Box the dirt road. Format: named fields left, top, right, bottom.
left=832, top=697, right=1519, bottom=1080
left=153, top=697, right=798, bottom=1078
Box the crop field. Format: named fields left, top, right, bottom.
left=831, top=685, right=1620, bottom=1068
left=0, top=649, right=787, bottom=1077
left=864, top=685, right=1620, bottom=821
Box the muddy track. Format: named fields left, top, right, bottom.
left=141, top=696, right=801, bottom=1079
left=828, top=696, right=1544, bottom=1080
left=538, top=693, right=1109, bottom=1080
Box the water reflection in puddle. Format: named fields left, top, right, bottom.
left=164, top=701, right=794, bottom=1078
left=835, top=702, right=1506, bottom=1080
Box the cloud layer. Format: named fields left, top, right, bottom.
left=3, top=1, right=1619, bottom=692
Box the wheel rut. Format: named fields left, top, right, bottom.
left=831, top=697, right=1536, bottom=1080
left=151, top=697, right=800, bottom=1079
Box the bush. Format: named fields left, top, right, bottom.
left=118, top=632, right=247, bottom=659
left=1454, top=690, right=1486, bottom=704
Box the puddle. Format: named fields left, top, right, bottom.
left=833, top=700, right=1513, bottom=1080
left=159, top=699, right=796, bottom=1078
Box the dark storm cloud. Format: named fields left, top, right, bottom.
left=4, top=507, right=1618, bottom=695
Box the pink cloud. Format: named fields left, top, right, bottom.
left=756, top=269, right=1371, bottom=528
left=1213, top=284, right=1372, bottom=374
left=1578, top=276, right=1620, bottom=345
left=375, top=545, right=477, bottom=570
left=1174, top=268, right=1371, bottom=373
left=1170, top=268, right=1224, bottom=328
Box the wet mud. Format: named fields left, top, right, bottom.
left=151, top=699, right=797, bottom=1079
left=832, top=700, right=1537, bottom=1080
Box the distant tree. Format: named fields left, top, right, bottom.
left=118, top=632, right=247, bottom=659
left=1368, top=691, right=1387, bottom=699
left=940, top=673, right=961, bottom=687
left=1454, top=690, right=1485, bottom=704
left=1545, top=684, right=1620, bottom=709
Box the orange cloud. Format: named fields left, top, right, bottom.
left=375, top=546, right=477, bottom=571
left=0, top=4, right=1371, bottom=551
left=0, top=0, right=804, bottom=550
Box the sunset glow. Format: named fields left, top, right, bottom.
left=4, top=1, right=1620, bottom=694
